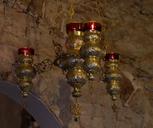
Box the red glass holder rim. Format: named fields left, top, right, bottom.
left=18, top=47, right=34, bottom=56
left=84, top=21, right=102, bottom=31
left=105, top=53, right=120, bottom=61
left=66, top=23, right=84, bottom=33
left=66, top=21, right=102, bottom=33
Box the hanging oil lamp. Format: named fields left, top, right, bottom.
left=56, top=23, right=86, bottom=121
left=104, top=53, right=121, bottom=101
left=16, top=47, right=36, bottom=97
left=65, top=23, right=87, bottom=96
left=81, top=21, right=103, bottom=80
left=66, top=23, right=87, bottom=121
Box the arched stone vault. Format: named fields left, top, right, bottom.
left=0, top=0, right=153, bottom=128
left=0, top=81, right=63, bottom=128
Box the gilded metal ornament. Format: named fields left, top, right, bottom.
left=70, top=102, right=81, bottom=121
left=104, top=53, right=121, bottom=101
left=84, top=56, right=101, bottom=79
left=80, top=21, right=104, bottom=80
left=66, top=66, right=86, bottom=97
left=65, top=23, right=87, bottom=99
left=16, top=48, right=35, bottom=97
left=66, top=23, right=84, bottom=55
left=54, top=23, right=87, bottom=121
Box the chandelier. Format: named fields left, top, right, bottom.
left=15, top=21, right=121, bottom=121
left=13, top=0, right=122, bottom=122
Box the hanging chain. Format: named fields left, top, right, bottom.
left=88, top=81, right=95, bottom=95
left=112, top=100, right=119, bottom=128
left=69, top=3, right=75, bottom=20
left=52, top=40, right=64, bottom=58
left=32, top=11, right=55, bottom=75
left=68, top=0, right=75, bottom=21
left=3, top=0, right=8, bottom=15
left=102, top=23, right=109, bottom=54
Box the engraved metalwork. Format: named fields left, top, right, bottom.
left=81, top=21, right=104, bottom=80
left=104, top=53, right=121, bottom=101
left=16, top=47, right=36, bottom=97
left=55, top=22, right=87, bottom=121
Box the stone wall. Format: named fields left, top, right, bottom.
left=0, top=0, right=153, bottom=128
left=0, top=94, right=21, bottom=128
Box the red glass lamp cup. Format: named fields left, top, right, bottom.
left=105, top=53, right=120, bottom=61
left=66, top=23, right=84, bottom=34
left=18, top=47, right=34, bottom=56
left=17, top=47, right=35, bottom=97
left=84, top=21, right=102, bottom=31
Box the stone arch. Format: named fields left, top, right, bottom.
left=0, top=81, right=63, bottom=128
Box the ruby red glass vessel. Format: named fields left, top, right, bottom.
left=18, top=48, right=34, bottom=56
left=84, top=21, right=102, bottom=31
left=105, top=53, right=119, bottom=61
left=66, top=23, right=84, bottom=33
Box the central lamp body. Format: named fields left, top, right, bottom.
left=65, top=23, right=87, bottom=97
left=65, top=23, right=87, bottom=120
left=81, top=21, right=103, bottom=80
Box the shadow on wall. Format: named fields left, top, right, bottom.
left=57, top=79, right=72, bottom=128
left=0, top=93, right=40, bottom=128
left=0, top=81, right=63, bottom=128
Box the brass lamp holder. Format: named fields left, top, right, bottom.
left=15, top=47, right=36, bottom=97
left=80, top=21, right=104, bottom=80
left=104, top=53, right=121, bottom=111
left=104, top=53, right=121, bottom=100
left=54, top=22, right=87, bottom=121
